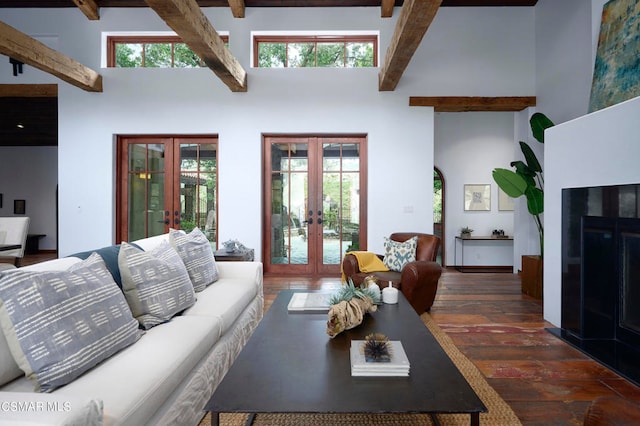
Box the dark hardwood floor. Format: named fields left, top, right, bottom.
left=19, top=252, right=640, bottom=425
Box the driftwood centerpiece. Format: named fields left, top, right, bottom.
left=326, top=280, right=381, bottom=338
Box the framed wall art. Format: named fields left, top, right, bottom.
left=498, top=188, right=515, bottom=211
left=14, top=199, right=25, bottom=215
left=464, top=184, right=491, bottom=211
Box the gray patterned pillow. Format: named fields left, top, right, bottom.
left=0, top=253, right=141, bottom=392
left=118, top=241, right=196, bottom=330
left=383, top=236, right=418, bottom=272
left=169, top=227, right=218, bottom=292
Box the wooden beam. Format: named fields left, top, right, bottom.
left=378, top=0, right=441, bottom=91
left=72, top=0, right=100, bottom=20
left=145, top=0, right=247, bottom=92
left=0, top=84, right=57, bottom=97
left=409, top=96, right=537, bottom=112
left=0, top=22, right=102, bottom=93
left=228, top=0, right=245, bottom=18
left=381, top=0, right=395, bottom=17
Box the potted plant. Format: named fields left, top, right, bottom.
left=460, top=226, right=473, bottom=239
left=492, top=112, right=554, bottom=299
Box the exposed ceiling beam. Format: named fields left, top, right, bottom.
left=228, top=0, right=245, bottom=17
left=144, top=0, right=247, bottom=92
left=0, top=84, right=58, bottom=97
left=409, top=96, right=537, bottom=111
left=378, top=0, right=441, bottom=91
left=381, top=0, right=395, bottom=17
left=0, top=22, right=102, bottom=92
left=72, top=0, right=100, bottom=20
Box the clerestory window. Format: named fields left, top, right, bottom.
left=106, top=35, right=229, bottom=68
left=253, top=35, right=377, bottom=68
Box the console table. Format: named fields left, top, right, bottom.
left=454, top=236, right=513, bottom=273
left=213, top=249, right=253, bottom=262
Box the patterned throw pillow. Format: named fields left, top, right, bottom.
left=118, top=241, right=196, bottom=330
left=383, top=236, right=418, bottom=272
left=0, top=253, right=141, bottom=392
left=169, top=227, right=219, bottom=292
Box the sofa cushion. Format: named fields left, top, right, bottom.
left=383, top=236, right=418, bottom=272
left=118, top=241, right=196, bottom=330
left=169, top=227, right=219, bottom=292
left=183, top=278, right=258, bottom=334
left=52, top=315, right=222, bottom=426
left=0, top=253, right=142, bottom=392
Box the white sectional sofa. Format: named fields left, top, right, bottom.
left=0, top=230, right=263, bottom=425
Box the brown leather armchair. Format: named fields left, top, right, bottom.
left=342, top=232, right=442, bottom=314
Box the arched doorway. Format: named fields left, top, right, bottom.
left=434, top=167, right=445, bottom=265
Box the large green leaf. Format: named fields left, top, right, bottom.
left=492, top=168, right=527, bottom=198
left=530, top=112, right=554, bottom=143
left=510, top=160, right=536, bottom=178
left=525, top=186, right=544, bottom=215
left=519, top=141, right=542, bottom=173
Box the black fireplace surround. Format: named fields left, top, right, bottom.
left=549, top=183, right=640, bottom=386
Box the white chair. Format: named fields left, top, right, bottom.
left=0, top=217, right=30, bottom=266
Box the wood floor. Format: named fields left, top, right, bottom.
left=20, top=253, right=640, bottom=425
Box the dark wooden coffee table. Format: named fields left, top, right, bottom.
left=206, top=290, right=486, bottom=425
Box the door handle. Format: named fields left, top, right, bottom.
left=159, top=219, right=170, bottom=225
left=174, top=218, right=180, bottom=225
left=306, top=218, right=313, bottom=225
left=318, top=218, right=323, bottom=224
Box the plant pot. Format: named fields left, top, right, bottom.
left=461, top=232, right=471, bottom=239
left=521, top=255, right=543, bottom=300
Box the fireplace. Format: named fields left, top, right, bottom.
left=549, top=184, right=640, bottom=385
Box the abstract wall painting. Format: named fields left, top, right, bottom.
left=589, top=0, right=640, bottom=112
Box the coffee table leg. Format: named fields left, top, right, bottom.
left=470, top=412, right=480, bottom=426
left=210, top=412, right=219, bottom=426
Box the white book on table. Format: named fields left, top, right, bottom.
left=287, top=292, right=332, bottom=312
left=350, top=340, right=410, bottom=376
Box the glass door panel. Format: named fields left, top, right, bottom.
left=269, top=143, right=310, bottom=268
left=320, top=142, right=361, bottom=272
left=178, top=143, right=217, bottom=242
left=127, top=143, right=167, bottom=241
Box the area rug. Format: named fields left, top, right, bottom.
left=199, top=313, right=522, bottom=425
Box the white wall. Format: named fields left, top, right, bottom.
left=435, top=112, right=515, bottom=267
left=0, top=147, right=58, bottom=250
left=0, top=6, right=536, bottom=258
left=535, top=0, right=594, bottom=123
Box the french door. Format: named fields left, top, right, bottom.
left=263, top=135, right=367, bottom=275
left=116, top=135, right=218, bottom=244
